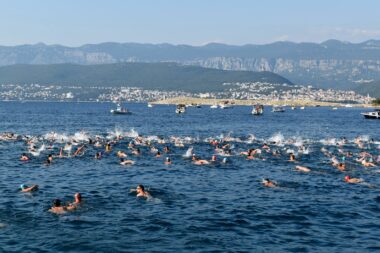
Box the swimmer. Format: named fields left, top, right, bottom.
left=193, top=156, right=210, bottom=165
left=135, top=184, right=151, bottom=198
left=344, top=175, right=363, bottom=184
left=20, top=153, right=29, bottom=161
left=132, top=148, right=141, bottom=156
left=150, top=146, right=158, bottom=153
left=120, top=158, right=135, bottom=165
left=58, top=147, right=63, bottom=158
left=117, top=150, right=128, bottom=158
left=289, top=153, right=296, bottom=162
left=211, top=155, right=217, bottom=162
left=222, top=157, right=228, bottom=163
left=155, top=151, right=161, bottom=158
left=163, top=146, right=170, bottom=153
left=94, top=141, right=102, bottom=148
left=262, top=178, right=277, bottom=187
left=262, top=143, right=270, bottom=150
left=66, top=193, right=82, bottom=211
left=337, top=163, right=346, bottom=171
left=295, top=165, right=311, bottom=172
left=20, top=184, right=39, bottom=192
left=49, top=199, right=67, bottom=214
left=105, top=143, right=112, bottom=152
left=95, top=152, right=102, bottom=159
left=47, top=154, right=53, bottom=163
left=73, top=145, right=85, bottom=156
left=361, top=159, right=376, bottom=167
left=164, top=157, right=172, bottom=165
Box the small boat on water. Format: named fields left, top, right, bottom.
left=291, top=106, right=296, bottom=110
left=219, top=101, right=233, bottom=109
left=210, top=104, right=218, bottom=109
left=147, top=103, right=153, bottom=108
left=332, top=107, right=338, bottom=110
left=110, top=104, right=131, bottom=115
left=252, top=104, right=264, bottom=115
left=272, top=106, right=285, bottom=112
left=300, top=106, right=305, bottom=110
left=361, top=109, right=380, bottom=119
left=176, top=104, right=186, bottom=114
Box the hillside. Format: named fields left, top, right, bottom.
left=0, top=41, right=380, bottom=92
left=354, top=81, right=380, bottom=98
left=0, top=63, right=292, bottom=92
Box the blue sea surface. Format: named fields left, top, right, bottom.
left=0, top=102, right=379, bottom=252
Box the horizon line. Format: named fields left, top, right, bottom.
left=1, top=39, right=380, bottom=48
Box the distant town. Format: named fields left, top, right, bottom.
left=0, top=82, right=373, bottom=104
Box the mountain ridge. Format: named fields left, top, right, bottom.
left=0, top=40, right=380, bottom=96
left=0, top=62, right=292, bottom=92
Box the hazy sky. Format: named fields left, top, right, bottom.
left=1, top=0, right=380, bottom=46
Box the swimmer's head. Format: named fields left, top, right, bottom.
left=137, top=184, right=144, bottom=192
left=75, top=193, right=82, bottom=202
left=344, top=175, right=350, bottom=182
left=222, top=157, right=227, bottom=163
left=53, top=199, right=61, bottom=207
left=20, top=184, right=26, bottom=190
left=166, top=157, right=170, bottom=161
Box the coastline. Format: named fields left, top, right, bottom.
left=152, top=97, right=375, bottom=107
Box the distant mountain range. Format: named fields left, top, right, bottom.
left=0, top=63, right=292, bottom=92
left=0, top=40, right=379, bottom=96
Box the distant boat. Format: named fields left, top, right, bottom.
left=110, top=104, right=131, bottom=115
left=361, top=109, right=380, bottom=119
left=176, top=104, right=186, bottom=114
left=345, top=104, right=353, bottom=108
left=272, top=106, right=285, bottom=112
left=210, top=104, right=218, bottom=109
left=291, top=106, right=296, bottom=110
left=300, top=106, right=305, bottom=110
left=252, top=104, right=264, bottom=115
left=219, top=101, right=233, bottom=109
left=147, top=103, right=153, bottom=108
left=332, top=107, right=338, bottom=110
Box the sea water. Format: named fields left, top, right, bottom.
left=0, top=102, right=379, bottom=252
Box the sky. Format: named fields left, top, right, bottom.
left=0, top=0, right=380, bottom=46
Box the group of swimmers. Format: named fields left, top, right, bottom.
left=6, top=131, right=380, bottom=212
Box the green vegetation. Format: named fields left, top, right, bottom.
left=354, top=81, right=380, bottom=98
left=0, top=63, right=292, bottom=92
left=373, top=98, right=380, bottom=105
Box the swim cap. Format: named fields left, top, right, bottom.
left=20, top=184, right=26, bottom=189
left=344, top=175, right=350, bottom=181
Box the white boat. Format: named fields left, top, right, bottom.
left=110, top=104, right=131, bottom=115
left=210, top=104, right=218, bottom=109
left=332, top=107, right=338, bottom=110
left=345, top=104, right=353, bottom=108
left=272, top=106, right=285, bottom=112
left=252, top=104, right=264, bottom=115
left=361, top=109, right=380, bottom=119
left=291, top=106, right=296, bottom=110
left=176, top=104, right=186, bottom=114
left=219, top=104, right=233, bottom=109
left=219, top=101, right=234, bottom=109
left=147, top=103, right=153, bottom=108
left=300, top=106, right=305, bottom=110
